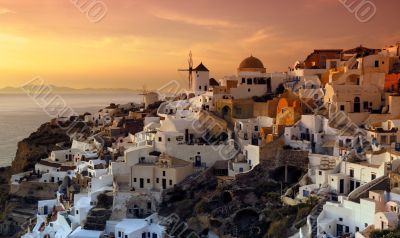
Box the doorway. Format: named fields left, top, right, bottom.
left=140, top=178, right=144, bottom=188
left=354, top=97, right=360, bottom=113
left=195, top=155, right=201, bottom=167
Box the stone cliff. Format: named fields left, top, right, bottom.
left=11, top=121, right=83, bottom=173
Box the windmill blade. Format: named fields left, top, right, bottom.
left=176, top=51, right=194, bottom=89
left=189, top=51, right=193, bottom=69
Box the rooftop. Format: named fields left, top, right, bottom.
left=238, top=55, right=266, bottom=71
left=194, top=62, right=209, bottom=72
left=115, top=219, right=148, bottom=233
left=69, top=227, right=103, bottom=238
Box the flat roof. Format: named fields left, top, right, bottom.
left=116, top=219, right=148, bottom=233
left=69, top=227, right=103, bottom=238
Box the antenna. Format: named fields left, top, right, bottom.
left=139, top=84, right=148, bottom=105
left=178, top=51, right=194, bottom=89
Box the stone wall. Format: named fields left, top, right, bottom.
left=10, top=181, right=58, bottom=200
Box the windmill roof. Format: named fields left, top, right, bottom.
left=194, top=62, right=209, bottom=71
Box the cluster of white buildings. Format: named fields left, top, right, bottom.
left=281, top=43, right=400, bottom=238
left=15, top=42, right=400, bottom=238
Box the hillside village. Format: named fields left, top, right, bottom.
left=2, top=42, right=400, bottom=238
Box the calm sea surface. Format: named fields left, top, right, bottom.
left=0, top=93, right=142, bottom=167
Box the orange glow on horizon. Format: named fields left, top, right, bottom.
left=0, top=0, right=399, bottom=89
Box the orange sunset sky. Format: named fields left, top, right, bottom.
left=0, top=0, right=399, bottom=89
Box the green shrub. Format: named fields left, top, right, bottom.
left=266, top=218, right=289, bottom=238
left=370, top=229, right=400, bottom=238
left=264, top=192, right=280, bottom=202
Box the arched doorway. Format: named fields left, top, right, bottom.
left=354, top=97, right=361, bottom=113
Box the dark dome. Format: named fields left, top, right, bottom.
left=239, top=56, right=265, bottom=69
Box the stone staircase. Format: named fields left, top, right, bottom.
left=309, top=197, right=328, bottom=238
left=83, top=208, right=112, bottom=231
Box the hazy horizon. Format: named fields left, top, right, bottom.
left=0, top=92, right=143, bottom=167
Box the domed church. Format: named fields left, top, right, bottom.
left=238, top=55, right=267, bottom=74
left=217, top=55, right=273, bottom=99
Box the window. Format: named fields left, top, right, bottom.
left=199, top=86, right=201, bottom=90
left=119, top=231, right=122, bottom=238
left=156, top=178, right=159, bottom=183
left=147, top=202, right=151, bottom=209
left=148, top=232, right=151, bottom=238
left=169, top=180, right=173, bottom=185
left=158, top=137, right=162, bottom=142
left=381, top=135, right=387, bottom=144
left=147, top=179, right=150, bottom=183
left=339, top=217, right=343, bottom=222
left=125, top=235, right=128, bottom=238
left=318, top=171, right=322, bottom=176
left=340, top=105, right=345, bottom=111
left=76, top=210, right=79, bottom=215
left=254, top=126, right=259, bottom=132
left=152, top=233, right=158, bottom=238
left=356, top=227, right=359, bottom=232
left=242, top=78, right=245, bottom=83
left=349, top=169, right=354, bottom=178
left=248, top=88, right=251, bottom=92
left=163, top=171, right=166, bottom=176
left=371, top=173, right=376, bottom=180
left=134, top=178, right=137, bottom=182
left=167, top=138, right=171, bottom=142
left=375, top=60, right=379, bottom=68
left=142, top=232, right=146, bottom=238
left=363, top=101, right=369, bottom=110
left=345, top=226, right=349, bottom=233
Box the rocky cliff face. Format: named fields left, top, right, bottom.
left=159, top=161, right=308, bottom=238
left=11, top=122, right=70, bottom=173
